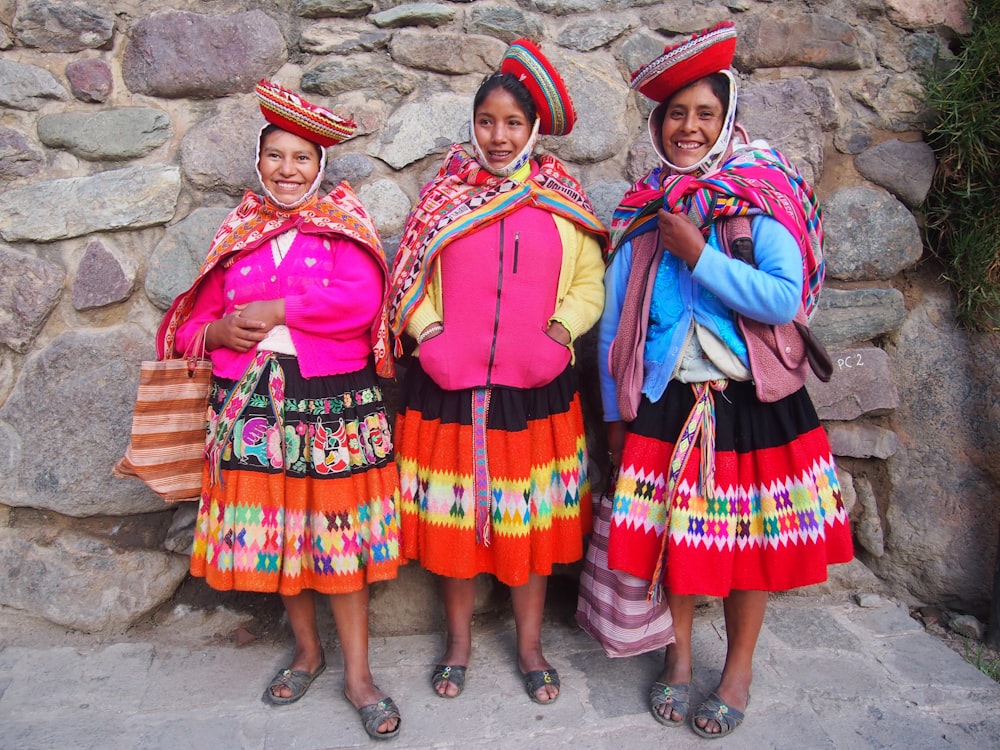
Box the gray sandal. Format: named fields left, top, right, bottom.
left=431, top=664, right=467, bottom=698
left=523, top=669, right=560, bottom=704
left=649, top=681, right=690, bottom=727
left=691, top=692, right=747, bottom=739
left=357, top=696, right=401, bottom=740
left=261, top=660, right=326, bottom=705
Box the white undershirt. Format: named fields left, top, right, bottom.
left=258, top=229, right=297, bottom=355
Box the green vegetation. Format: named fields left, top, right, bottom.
left=921, top=0, right=1000, bottom=330
left=963, top=640, right=1000, bottom=682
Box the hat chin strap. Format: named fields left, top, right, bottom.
left=649, top=69, right=738, bottom=176
left=470, top=112, right=541, bottom=178
left=255, top=124, right=328, bottom=211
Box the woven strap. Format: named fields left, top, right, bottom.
left=472, top=387, right=493, bottom=546
left=648, top=379, right=727, bottom=602
left=206, top=350, right=286, bottom=486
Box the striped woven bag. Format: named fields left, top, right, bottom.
left=576, top=482, right=675, bottom=657
left=114, top=327, right=211, bottom=502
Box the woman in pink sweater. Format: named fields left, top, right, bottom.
left=390, top=41, right=607, bottom=705
left=159, top=81, right=401, bottom=740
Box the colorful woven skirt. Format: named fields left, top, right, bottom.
left=606, top=379, right=852, bottom=597
left=190, top=354, right=401, bottom=595
left=396, top=361, right=592, bottom=587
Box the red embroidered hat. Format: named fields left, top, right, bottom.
left=255, top=79, right=356, bottom=148
left=500, top=39, right=576, bottom=136
left=630, top=21, right=737, bottom=103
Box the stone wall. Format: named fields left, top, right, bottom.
left=1, top=0, right=996, bottom=633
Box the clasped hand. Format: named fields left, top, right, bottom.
left=657, top=208, right=706, bottom=268
left=206, top=300, right=285, bottom=353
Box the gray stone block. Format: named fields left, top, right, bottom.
left=807, top=346, right=899, bottom=420
left=122, top=10, right=286, bottom=98
left=0, top=166, right=180, bottom=243
left=37, top=108, right=172, bottom=161
left=0, top=245, right=65, bottom=352
left=0, top=529, right=187, bottom=632
left=0, top=326, right=165, bottom=516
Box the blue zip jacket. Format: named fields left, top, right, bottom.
left=598, top=215, right=802, bottom=422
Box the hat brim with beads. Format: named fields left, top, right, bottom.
left=499, top=39, right=576, bottom=136
left=255, top=79, right=356, bottom=148
left=630, top=21, right=737, bottom=104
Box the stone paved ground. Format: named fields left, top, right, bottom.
left=1, top=578, right=999, bottom=750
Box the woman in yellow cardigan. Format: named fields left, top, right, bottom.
left=389, top=39, right=607, bottom=704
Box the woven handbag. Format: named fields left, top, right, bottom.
left=113, top=327, right=211, bottom=502
left=576, top=486, right=675, bottom=658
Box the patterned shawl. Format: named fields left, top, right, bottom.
left=609, top=143, right=825, bottom=318
left=157, top=183, right=395, bottom=378
left=389, top=143, right=609, bottom=337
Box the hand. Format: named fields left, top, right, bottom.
left=205, top=311, right=267, bottom=353
left=657, top=208, right=706, bottom=267
left=234, top=300, right=285, bottom=331
left=607, top=420, right=626, bottom=470
left=545, top=321, right=571, bottom=346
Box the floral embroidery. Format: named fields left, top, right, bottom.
left=206, top=355, right=393, bottom=488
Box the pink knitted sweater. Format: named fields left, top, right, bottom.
left=175, top=229, right=382, bottom=379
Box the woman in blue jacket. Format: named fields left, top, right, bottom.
left=598, top=22, right=852, bottom=739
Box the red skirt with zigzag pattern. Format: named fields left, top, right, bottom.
left=606, top=379, right=852, bottom=597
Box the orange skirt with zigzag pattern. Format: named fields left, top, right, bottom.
left=396, top=362, right=592, bottom=587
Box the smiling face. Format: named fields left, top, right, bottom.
left=473, top=87, right=533, bottom=172
left=659, top=78, right=725, bottom=171
left=257, top=128, right=321, bottom=205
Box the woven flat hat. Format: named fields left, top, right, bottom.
left=630, top=21, right=737, bottom=103
left=255, top=79, right=356, bottom=148
left=500, top=39, right=576, bottom=136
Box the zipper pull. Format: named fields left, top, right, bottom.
left=513, top=232, right=520, bottom=273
